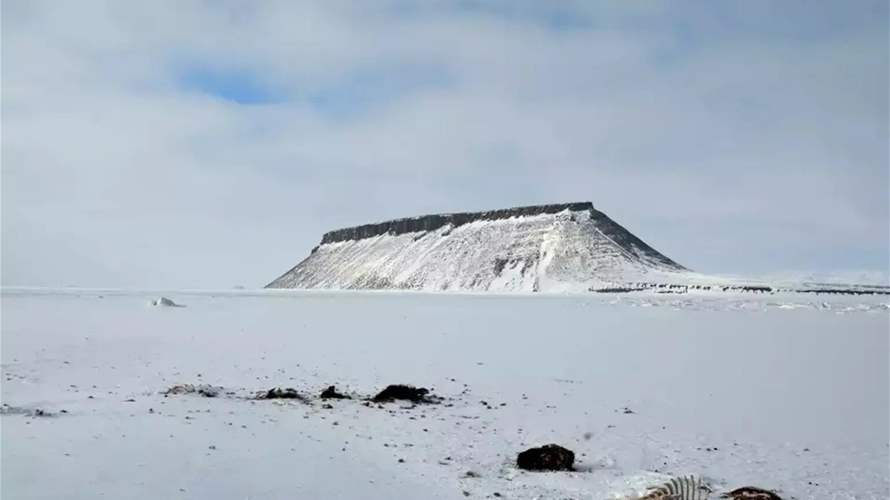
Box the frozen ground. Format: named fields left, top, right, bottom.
left=2, top=289, right=888, bottom=499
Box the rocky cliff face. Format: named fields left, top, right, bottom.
left=320, top=202, right=596, bottom=244
left=267, top=202, right=688, bottom=292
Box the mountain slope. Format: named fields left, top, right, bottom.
left=267, top=202, right=688, bottom=292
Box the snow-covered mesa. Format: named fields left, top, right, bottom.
left=267, top=202, right=690, bottom=292
left=266, top=202, right=888, bottom=295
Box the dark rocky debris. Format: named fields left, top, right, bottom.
left=794, top=287, right=889, bottom=296
left=720, top=487, right=783, bottom=500
left=163, top=384, right=223, bottom=398
left=0, top=405, right=58, bottom=417
left=320, top=385, right=350, bottom=399
left=372, top=384, right=434, bottom=403
left=516, top=444, right=575, bottom=471
left=260, top=387, right=305, bottom=400
left=592, top=281, right=890, bottom=296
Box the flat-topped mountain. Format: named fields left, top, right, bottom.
left=266, top=202, right=689, bottom=292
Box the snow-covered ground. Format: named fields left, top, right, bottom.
left=2, top=288, right=888, bottom=499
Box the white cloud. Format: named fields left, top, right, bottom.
left=2, top=0, right=887, bottom=287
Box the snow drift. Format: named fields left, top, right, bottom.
left=266, top=202, right=688, bottom=292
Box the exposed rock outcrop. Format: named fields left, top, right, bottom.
left=163, top=384, right=222, bottom=397
left=320, top=202, right=596, bottom=244
left=720, top=487, right=782, bottom=500
left=259, top=387, right=305, bottom=400
left=371, top=384, right=434, bottom=403
left=320, top=385, right=350, bottom=399
left=516, top=444, right=575, bottom=471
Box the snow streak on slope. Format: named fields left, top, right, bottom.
left=267, top=203, right=687, bottom=291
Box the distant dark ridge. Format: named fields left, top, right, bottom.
left=591, top=282, right=890, bottom=296
left=320, top=202, right=595, bottom=244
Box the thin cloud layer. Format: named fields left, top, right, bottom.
left=2, top=0, right=887, bottom=287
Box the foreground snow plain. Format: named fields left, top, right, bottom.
left=2, top=288, right=888, bottom=499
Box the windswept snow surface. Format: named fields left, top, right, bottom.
left=2, top=289, right=888, bottom=499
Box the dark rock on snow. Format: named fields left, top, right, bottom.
left=372, top=384, right=433, bottom=403
left=720, top=487, right=783, bottom=500
left=197, top=386, right=221, bottom=398
left=320, top=385, right=350, bottom=399
left=516, top=444, right=575, bottom=471
left=262, top=387, right=305, bottom=400
left=0, top=405, right=56, bottom=417
left=163, top=384, right=222, bottom=398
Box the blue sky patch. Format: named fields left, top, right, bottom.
left=178, top=66, right=283, bottom=105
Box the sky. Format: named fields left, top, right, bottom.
left=2, top=0, right=888, bottom=288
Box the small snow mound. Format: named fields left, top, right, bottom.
left=151, top=297, right=184, bottom=307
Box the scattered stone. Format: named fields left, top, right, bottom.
left=261, top=387, right=305, bottom=400
left=720, top=487, right=783, bottom=500
left=322, top=403, right=334, bottom=410
left=372, top=384, right=434, bottom=403
left=320, top=385, right=350, bottom=399
left=0, top=405, right=56, bottom=417
left=197, top=386, right=221, bottom=397
left=516, top=444, right=575, bottom=471
left=162, top=384, right=222, bottom=398
left=463, top=471, right=480, bottom=478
